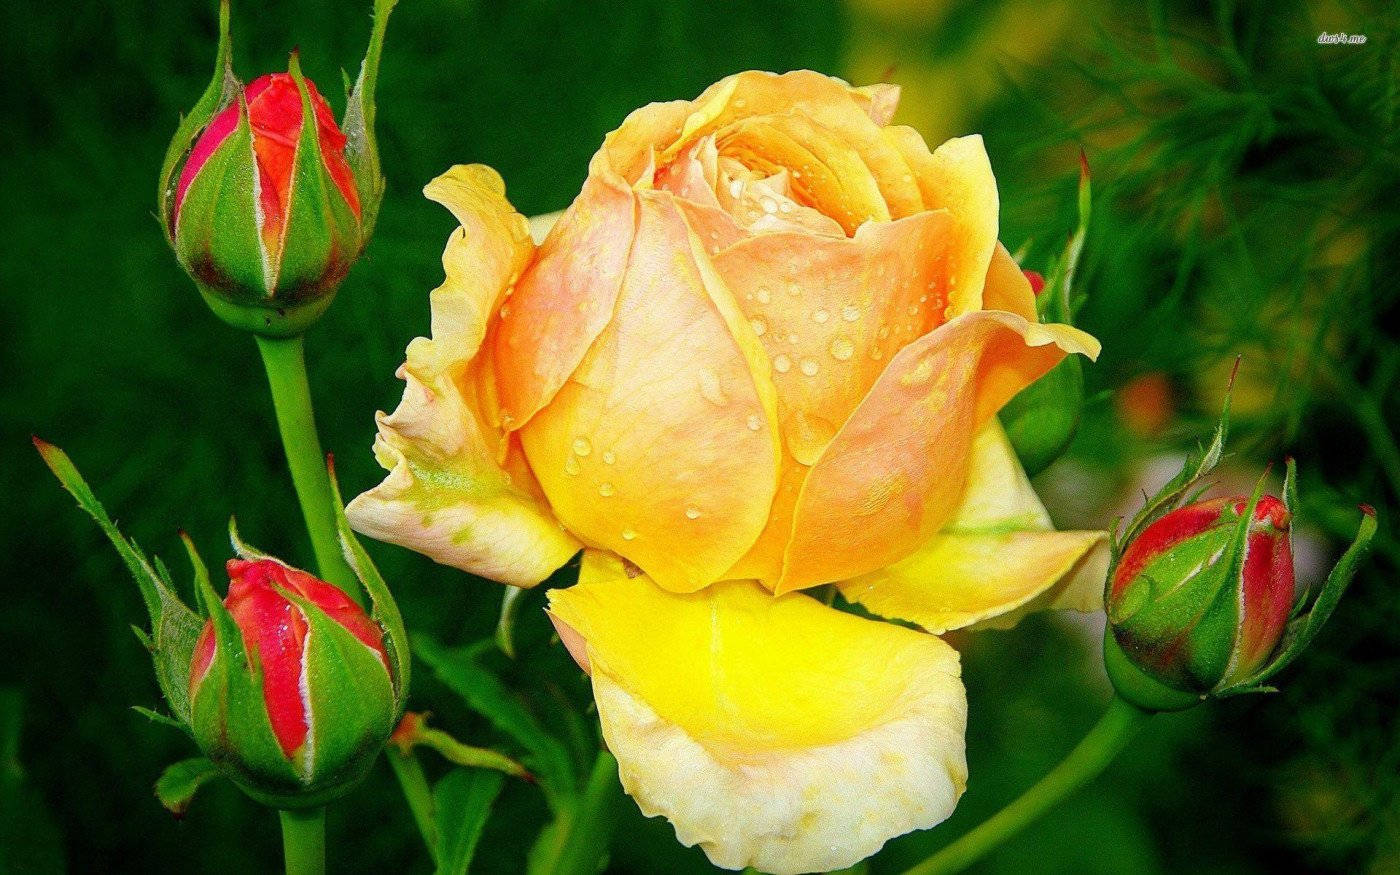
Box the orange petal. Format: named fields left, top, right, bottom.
left=777, top=310, right=1100, bottom=592
left=885, top=131, right=998, bottom=314
left=519, top=191, right=781, bottom=593
left=347, top=165, right=580, bottom=587
left=982, top=242, right=1037, bottom=320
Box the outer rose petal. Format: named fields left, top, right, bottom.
left=982, top=242, right=1038, bottom=321
left=519, top=191, right=781, bottom=593
left=839, top=422, right=1109, bottom=633
left=778, top=311, right=1100, bottom=592
left=547, top=556, right=967, bottom=874
left=885, top=131, right=999, bottom=315
left=347, top=165, right=580, bottom=588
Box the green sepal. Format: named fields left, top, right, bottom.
left=155, top=757, right=222, bottom=817
left=342, top=0, right=397, bottom=241
left=35, top=440, right=204, bottom=725
left=132, top=706, right=191, bottom=734
left=1112, top=372, right=1233, bottom=558
left=273, top=54, right=362, bottom=308
left=158, top=0, right=239, bottom=238
left=1000, top=152, right=1091, bottom=476
left=328, top=461, right=410, bottom=711
left=496, top=586, right=528, bottom=659
left=227, top=517, right=272, bottom=561
left=174, top=93, right=269, bottom=301
left=272, top=584, right=396, bottom=793
left=433, top=768, right=506, bottom=875
left=1214, top=506, right=1377, bottom=697
left=1103, top=626, right=1201, bottom=712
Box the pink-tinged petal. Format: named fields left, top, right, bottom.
left=347, top=165, right=581, bottom=587
left=519, top=191, right=781, bottom=593
left=839, top=423, right=1108, bottom=632
left=777, top=310, right=1100, bottom=592
left=885, top=131, right=998, bottom=314
left=982, top=242, right=1038, bottom=320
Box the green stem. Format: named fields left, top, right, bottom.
left=904, top=696, right=1152, bottom=875
left=254, top=335, right=361, bottom=603
left=279, top=807, right=326, bottom=875
left=530, top=751, right=620, bottom=875
left=387, top=748, right=438, bottom=863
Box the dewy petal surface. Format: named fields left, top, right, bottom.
left=347, top=165, right=580, bottom=587
left=839, top=422, right=1108, bottom=633
left=520, top=191, right=781, bottom=593
left=779, top=310, right=1100, bottom=592
left=547, top=555, right=967, bottom=874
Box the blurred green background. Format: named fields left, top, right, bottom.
left=2, top=0, right=1396, bottom=871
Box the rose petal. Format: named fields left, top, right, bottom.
left=885, top=131, right=999, bottom=315
left=548, top=556, right=967, bottom=874
left=777, top=310, right=1101, bottom=592
left=982, top=242, right=1038, bottom=320
left=839, top=422, right=1108, bottom=632
left=347, top=165, right=580, bottom=587
left=519, top=191, right=781, bottom=593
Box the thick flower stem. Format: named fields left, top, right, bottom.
left=254, top=335, right=361, bottom=604
left=904, top=696, right=1152, bottom=875
left=279, top=807, right=326, bottom=875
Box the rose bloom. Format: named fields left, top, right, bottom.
left=350, top=71, right=1106, bottom=873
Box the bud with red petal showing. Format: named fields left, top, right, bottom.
left=1106, top=495, right=1295, bottom=700
left=1101, top=400, right=1377, bottom=711
left=188, top=556, right=399, bottom=807
left=158, top=0, right=394, bottom=336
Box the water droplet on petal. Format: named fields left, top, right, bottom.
left=800, top=357, right=820, bottom=377
left=841, top=305, right=860, bottom=322
left=812, top=309, right=830, bottom=324
left=599, top=482, right=615, bottom=497
left=747, top=414, right=763, bottom=431
left=729, top=179, right=743, bottom=198
left=907, top=304, right=919, bottom=316
left=756, top=286, right=772, bottom=304
left=602, top=451, right=616, bottom=465
left=830, top=336, right=855, bottom=361
left=572, top=437, right=592, bottom=457
left=761, top=197, right=778, bottom=214
left=787, top=282, right=802, bottom=297
left=750, top=317, right=767, bottom=336
left=621, top=529, right=637, bottom=541
left=870, top=346, right=884, bottom=360
left=564, top=455, right=581, bottom=475
left=685, top=506, right=701, bottom=519
left=773, top=353, right=792, bottom=373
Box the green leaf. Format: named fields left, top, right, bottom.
left=414, top=635, right=576, bottom=809
left=496, top=586, right=528, bottom=659
left=35, top=440, right=204, bottom=725
left=432, top=768, right=505, bottom=875
left=154, top=757, right=221, bottom=817
left=157, top=0, right=239, bottom=238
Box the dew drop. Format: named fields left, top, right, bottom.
left=685, top=506, right=701, bottom=519
left=564, top=455, right=581, bottom=476
left=602, top=451, right=616, bottom=465
left=599, top=482, right=615, bottom=497
left=870, top=346, right=884, bottom=360
left=841, top=305, right=860, bottom=322
left=761, top=197, right=778, bottom=214
left=756, top=286, right=772, bottom=304
left=773, top=353, right=792, bottom=373
left=830, top=335, right=855, bottom=361
left=572, top=437, right=592, bottom=457
left=728, top=179, right=743, bottom=198
left=907, top=304, right=919, bottom=316
left=750, top=317, right=767, bottom=337
left=800, top=357, right=820, bottom=377
left=878, top=324, right=891, bottom=340
left=746, top=413, right=763, bottom=431
left=621, top=529, right=638, bottom=541
left=812, top=309, right=830, bottom=324
left=787, top=332, right=799, bottom=345
left=786, top=282, right=802, bottom=297
left=499, top=304, right=512, bottom=318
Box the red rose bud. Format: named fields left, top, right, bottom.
left=158, top=0, right=394, bottom=336
left=189, top=558, right=398, bottom=808
left=1023, top=270, right=1046, bottom=296
left=1106, top=495, right=1295, bottom=700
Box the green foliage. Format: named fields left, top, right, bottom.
left=432, top=767, right=505, bottom=875
left=154, top=757, right=221, bottom=817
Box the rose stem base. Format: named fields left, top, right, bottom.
left=280, top=807, right=326, bottom=875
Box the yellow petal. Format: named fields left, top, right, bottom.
left=982, top=241, right=1037, bottom=321
left=885, top=131, right=999, bottom=314
left=839, top=422, right=1108, bottom=632
left=347, top=165, right=581, bottom=588
left=520, top=191, right=781, bottom=593
left=548, top=557, right=967, bottom=874
left=778, top=310, right=1099, bottom=592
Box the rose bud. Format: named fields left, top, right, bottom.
left=188, top=557, right=398, bottom=808
left=1105, top=495, right=1296, bottom=706
left=158, top=0, right=392, bottom=336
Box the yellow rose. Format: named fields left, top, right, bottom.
left=349, top=70, right=1107, bottom=873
